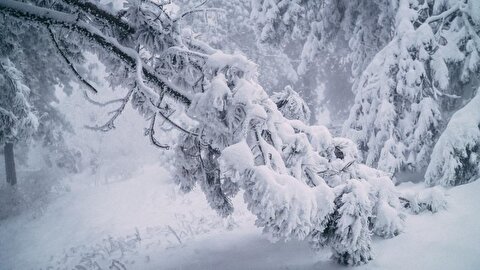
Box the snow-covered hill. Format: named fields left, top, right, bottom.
left=0, top=165, right=479, bottom=269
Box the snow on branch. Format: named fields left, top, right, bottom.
left=0, top=0, right=192, bottom=105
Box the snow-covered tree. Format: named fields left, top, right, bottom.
left=0, top=4, right=80, bottom=175
left=250, top=0, right=480, bottom=183
left=250, top=0, right=396, bottom=78
left=174, top=0, right=298, bottom=93
left=0, top=58, right=38, bottom=185
left=343, top=0, right=480, bottom=176
left=425, top=87, right=480, bottom=186
left=0, top=0, right=404, bottom=265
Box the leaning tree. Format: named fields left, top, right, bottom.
left=0, top=0, right=406, bottom=265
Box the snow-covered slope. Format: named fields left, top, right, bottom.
left=146, top=180, right=480, bottom=270
left=0, top=166, right=479, bottom=269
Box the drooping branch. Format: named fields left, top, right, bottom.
left=83, top=92, right=125, bottom=107
left=148, top=112, right=170, bottom=149
left=48, top=27, right=99, bottom=94
left=425, top=3, right=462, bottom=24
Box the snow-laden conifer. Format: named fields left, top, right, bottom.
left=425, top=88, right=480, bottom=186
left=0, top=0, right=405, bottom=265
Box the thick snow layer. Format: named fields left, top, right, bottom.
left=1, top=166, right=479, bottom=269
left=154, top=180, right=480, bottom=270
left=0, top=165, right=254, bottom=269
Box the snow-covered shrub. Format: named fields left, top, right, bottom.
left=425, top=89, right=480, bottom=187
left=327, top=180, right=373, bottom=266
left=400, top=187, right=447, bottom=214
left=355, top=165, right=406, bottom=238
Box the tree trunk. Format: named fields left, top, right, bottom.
left=4, top=142, right=17, bottom=186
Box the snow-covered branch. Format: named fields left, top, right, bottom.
left=0, top=0, right=192, bottom=105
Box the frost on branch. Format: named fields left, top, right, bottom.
left=425, top=88, right=480, bottom=187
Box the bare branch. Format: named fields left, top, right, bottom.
left=148, top=112, right=170, bottom=149
left=85, top=88, right=134, bottom=132
left=83, top=91, right=124, bottom=107
left=174, top=1, right=225, bottom=23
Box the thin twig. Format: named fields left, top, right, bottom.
left=167, top=225, right=183, bottom=245
left=148, top=112, right=170, bottom=149
left=83, top=91, right=124, bottom=107
left=148, top=99, right=198, bottom=136
left=85, top=88, right=134, bottom=132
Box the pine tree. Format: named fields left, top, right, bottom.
left=0, top=58, right=38, bottom=185
left=343, top=0, right=480, bottom=177
left=250, top=0, right=396, bottom=78
left=0, top=5, right=78, bottom=174
left=425, top=87, right=480, bottom=186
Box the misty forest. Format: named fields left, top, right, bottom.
left=0, top=0, right=479, bottom=269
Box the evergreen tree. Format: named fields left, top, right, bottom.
left=0, top=5, right=78, bottom=174
left=250, top=0, right=396, bottom=79
left=425, top=87, right=480, bottom=186
left=0, top=58, right=38, bottom=185
left=343, top=0, right=480, bottom=177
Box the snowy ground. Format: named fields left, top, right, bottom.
left=0, top=165, right=479, bottom=270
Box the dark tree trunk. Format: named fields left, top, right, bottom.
left=4, top=143, right=17, bottom=186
